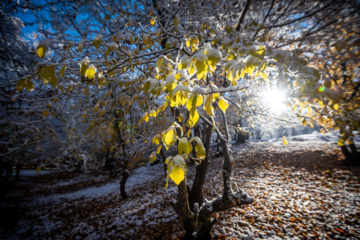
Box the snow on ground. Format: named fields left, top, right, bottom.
left=265, top=130, right=360, bottom=144
left=19, top=169, right=58, bottom=176
left=27, top=163, right=165, bottom=206
left=1, top=132, right=360, bottom=240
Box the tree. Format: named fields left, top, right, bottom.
left=7, top=0, right=360, bottom=238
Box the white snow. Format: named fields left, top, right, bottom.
left=22, top=163, right=165, bottom=206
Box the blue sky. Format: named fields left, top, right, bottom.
left=15, top=10, right=38, bottom=36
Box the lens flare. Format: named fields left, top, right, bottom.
left=318, top=86, right=325, bottom=92
left=261, top=87, right=287, bottom=114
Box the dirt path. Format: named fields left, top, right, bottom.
left=1, top=142, right=359, bottom=239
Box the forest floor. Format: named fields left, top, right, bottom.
left=1, top=142, right=360, bottom=240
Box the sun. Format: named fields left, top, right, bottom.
left=261, top=87, right=287, bottom=114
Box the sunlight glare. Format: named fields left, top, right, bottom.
left=261, top=87, right=287, bottom=114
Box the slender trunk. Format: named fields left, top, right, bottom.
left=15, top=162, right=21, bottom=181
left=177, top=179, right=194, bottom=239
left=115, top=113, right=129, bottom=199
left=160, top=147, right=167, bottom=178
left=220, top=137, right=233, bottom=200
left=341, top=145, right=353, bottom=163
left=120, top=171, right=129, bottom=199
left=349, top=143, right=360, bottom=163
left=188, top=123, right=212, bottom=209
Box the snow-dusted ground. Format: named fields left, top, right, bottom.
left=266, top=130, right=360, bottom=144
left=1, top=131, right=360, bottom=239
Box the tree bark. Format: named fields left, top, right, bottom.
left=188, top=123, right=212, bottom=209
left=341, top=143, right=360, bottom=164
left=115, top=113, right=129, bottom=199
left=120, top=170, right=129, bottom=199
left=176, top=179, right=194, bottom=239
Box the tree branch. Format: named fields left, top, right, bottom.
left=235, top=0, right=252, bottom=32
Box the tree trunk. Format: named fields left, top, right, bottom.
left=15, top=162, right=21, bottom=181
left=120, top=170, right=129, bottom=199
left=341, top=143, right=360, bottom=164
left=236, top=131, right=246, bottom=143
left=115, top=113, right=129, bottom=199
left=176, top=179, right=194, bottom=239
left=349, top=143, right=360, bottom=163
left=188, top=123, right=212, bottom=209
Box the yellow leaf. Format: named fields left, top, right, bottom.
left=85, top=65, right=97, bottom=80
left=186, top=93, right=203, bottom=112
left=93, top=34, right=103, bottom=49
left=169, top=155, right=187, bottom=185
left=150, top=151, right=157, bottom=162
left=187, top=110, right=199, bottom=128
left=150, top=17, right=156, bottom=26
left=173, top=14, right=180, bottom=26
left=260, top=72, right=268, bottom=80
left=207, top=49, right=222, bottom=71
left=118, top=122, right=123, bottom=128
left=204, top=94, right=215, bottom=116
left=60, top=65, right=67, bottom=78
left=36, top=166, right=41, bottom=173
left=149, top=110, right=157, bottom=118
left=42, top=110, right=49, bottom=117
left=195, top=53, right=208, bottom=80
left=126, top=139, right=130, bottom=144
left=337, top=135, right=347, bottom=146
left=192, top=137, right=206, bottom=159
left=179, top=113, right=184, bottom=122
left=163, top=127, right=177, bottom=150
left=142, top=112, right=149, bottom=122
left=218, top=97, right=229, bottom=112
left=178, top=137, right=193, bottom=155
left=143, top=81, right=151, bottom=93
left=156, top=145, right=162, bottom=154
left=152, top=134, right=161, bottom=145
left=36, top=46, right=45, bottom=58
left=282, top=136, right=288, bottom=146
left=156, top=57, right=163, bottom=73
